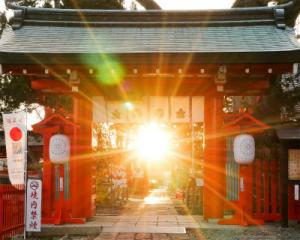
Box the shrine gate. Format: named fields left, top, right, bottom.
left=0, top=1, right=300, bottom=224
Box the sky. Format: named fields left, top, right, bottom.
left=155, top=0, right=235, bottom=10
left=0, top=0, right=236, bottom=11
left=124, top=0, right=235, bottom=10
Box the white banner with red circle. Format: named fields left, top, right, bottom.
left=2, top=111, right=27, bottom=186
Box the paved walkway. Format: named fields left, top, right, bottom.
left=94, top=232, right=189, bottom=240
left=37, top=188, right=300, bottom=239
left=92, top=188, right=201, bottom=229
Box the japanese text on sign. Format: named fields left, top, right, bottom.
left=26, top=179, right=42, bottom=232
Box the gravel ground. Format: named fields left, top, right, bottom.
left=187, top=227, right=300, bottom=240
left=15, top=226, right=300, bottom=240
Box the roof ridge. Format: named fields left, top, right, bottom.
left=8, top=1, right=294, bottom=13
left=6, top=1, right=293, bottom=30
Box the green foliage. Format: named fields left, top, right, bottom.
left=0, top=75, right=39, bottom=114
left=232, top=0, right=300, bottom=125
left=16, top=0, right=51, bottom=7
left=44, top=95, right=73, bottom=113
left=15, top=0, right=124, bottom=9
left=254, top=74, right=300, bottom=125
left=279, top=73, right=300, bottom=121
left=14, top=0, right=162, bottom=10
left=254, top=77, right=284, bottom=119
left=1, top=0, right=126, bottom=117
left=136, top=0, right=161, bottom=10
left=0, top=74, right=73, bottom=119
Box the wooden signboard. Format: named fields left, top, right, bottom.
left=288, top=149, right=300, bottom=180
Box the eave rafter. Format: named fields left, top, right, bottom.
left=2, top=63, right=293, bottom=97
left=2, top=63, right=293, bottom=76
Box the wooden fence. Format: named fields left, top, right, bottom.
left=226, top=135, right=282, bottom=222
left=253, top=156, right=281, bottom=221
left=0, top=184, right=24, bottom=240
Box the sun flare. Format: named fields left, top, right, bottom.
left=133, top=123, right=171, bottom=162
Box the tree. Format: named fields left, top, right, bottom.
left=13, top=0, right=162, bottom=10
left=0, top=0, right=128, bottom=120
left=136, top=0, right=161, bottom=10
left=233, top=0, right=300, bottom=27
left=61, top=0, right=161, bottom=10
left=12, top=0, right=124, bottom=9
left=0, top=75, right=39, bottom=119
left=232, top=0, right=300, bottom=125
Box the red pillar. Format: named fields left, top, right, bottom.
left=41, top=108, right=54, bottom=219
left=71, top=96, right=94, bottom=218
left=203, top=95, right=226, bottom=220
left=42, top=132, right=52, bottom=219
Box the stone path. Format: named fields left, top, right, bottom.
left=32, top=227, right=300, bottom=240
left=94, top=233, right=189, bottom=240
left=91, top=215, right=201, bottom=228
left=91, top=188, right=200, bottom=229
left=34, top=188, right=300, bottom=240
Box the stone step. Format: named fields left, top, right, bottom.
left=102, top=226, right=186, bottom=234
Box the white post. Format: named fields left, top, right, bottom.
left=23, top=111, right=28, bottom=240
left=293, top=63, right=299, bottom=74
left=191, top=123, right=195, bottom=176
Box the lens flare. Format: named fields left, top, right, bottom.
left=133, top=123, right=171, bottom=162
left=82, top=54, right=125, bottom=86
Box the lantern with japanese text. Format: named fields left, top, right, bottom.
left=49, top=134, right=70, bottom=164
left=233, top=134, right=255, bottom=164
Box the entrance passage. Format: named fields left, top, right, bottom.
left=94, top=187, right=201, bottom=229
left=93, top=121, right=204, bottom=216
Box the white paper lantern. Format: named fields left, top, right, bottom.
left=49, top=134, right=70, bottom=164
left=233, top=134, right=255, bottom=164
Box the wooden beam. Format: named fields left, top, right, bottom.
left=31, top=80, right=69, bottom=91
left=225, top=80, right=270, bottom=95
left=2, top=63, right=293, bottom=75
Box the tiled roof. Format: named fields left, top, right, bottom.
left=0, top=25, right=299, bottom=54
left=0, top=2, right=299, bottom=64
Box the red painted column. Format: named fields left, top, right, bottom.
left=42, top=133, right=52, bottom=219
left=240, top=165, right=253, bottom=226
left=41, top=108, right=54, bottom=220
left=203, top=95, right=226, bottom=220
left=71, top=96, right=93, bottom=218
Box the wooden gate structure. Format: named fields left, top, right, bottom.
left=0, top=1, right=300, bottom=226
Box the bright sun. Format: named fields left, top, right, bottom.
left=133, top=123, right=171, bottom=162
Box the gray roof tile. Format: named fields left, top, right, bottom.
left=0, top=2, right=300, bottom=64
left=0, top=25, right=299, bottom=54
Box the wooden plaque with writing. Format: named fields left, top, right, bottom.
left=288, top=149, right=300, bottom=180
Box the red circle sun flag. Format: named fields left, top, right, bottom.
left=10, top=127, right=23, bottom=141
